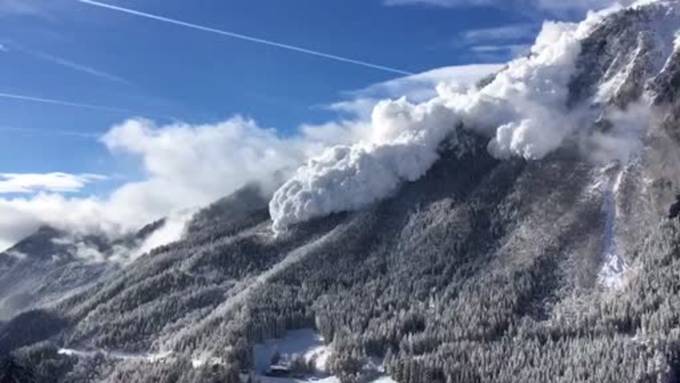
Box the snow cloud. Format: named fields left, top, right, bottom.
left=582, top=101, right=653, bottom=164
left=0, top=194, right=107, bottom=252
left=100, top=117, right=315, bottom=220
left=270, top=97, right=463, bottom=231
left=3, top=0, right=654, bottom=249
left=0, top=61, right=501, bottom=253
left=269, top=9, right=621, bottom=231
left=329, top=64, right=503, bottom=119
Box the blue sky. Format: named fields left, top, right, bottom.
left=0, top=0, right=620, bottom=249
left=0, top=0, right=596, bottom=179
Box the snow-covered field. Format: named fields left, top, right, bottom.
left=253, top=376, right=396, bottom=383
left=253, top=328, right=332, bottom=374
left=251, top=328, right=395, bottom=383
left=253, top=377, right=339, bottom=383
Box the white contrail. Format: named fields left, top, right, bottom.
left=77, top=0, right=415, bottom=76
left=0, top=92, right=175, bottom=120
left=0, top=92, right=131, bottom=113
left=0, top=126, right=101, bottom=139
left=1, top=41, right=129, bottom=84
left=21, top=47, right=131, bottom=85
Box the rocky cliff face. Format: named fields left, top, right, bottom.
left=4, top=2, right=680, bottom=383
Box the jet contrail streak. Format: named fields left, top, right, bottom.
left=77, top=0, right=415, bottom=76
left=2, top=41, right=130, bottom=85
left=0, top=126, right=102, bottom=139
left=22, top=48, right=131, bottom=85
left=0, top=92, right=177, bottom=121
left=0, top=92, right=131, bottom=113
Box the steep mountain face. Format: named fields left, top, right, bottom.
left=4, top=2, right=680, bottom=383
left=0, top=221, right=164, bottom=322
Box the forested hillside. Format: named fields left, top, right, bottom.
left=3, top=2, right=680, bottom=382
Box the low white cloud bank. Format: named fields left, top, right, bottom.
left=269, top=8, right=632, bottom=231
left=2, top=1, right=663, bottom=248
left=0, top=64, right=497, bottom=253
left=99, top=117, right=318, bottom=223
left=0, top=173, right=105, bottom=194
left=129, top=210, right=197, bottom=260
left=0, top=117, right=317, bottom=252
left=329, top=64, right=503, bottom=119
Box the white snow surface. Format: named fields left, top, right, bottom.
left=253, top=377, right=340, bottom=383
left=252, top=374, right=394, bottom=383
left=249, top=328, right=394, bottom=383
left=252, top=377, right=394, bottom=383
left=269, top=9, right=616, bottom=232
left=253, top=328, right=332, bottom=374
left=596, top=167, right=629, bottom=289
left=370, top=378, right=398, bottom=383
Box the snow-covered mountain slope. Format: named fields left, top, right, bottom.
left=4, top=1, right=680, bottom=383
left=0, top=221, right=165, bottom=321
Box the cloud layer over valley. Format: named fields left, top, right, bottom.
left=2, top=0, right=666, bottom=252
left=0, top=64, right=500, bottom=253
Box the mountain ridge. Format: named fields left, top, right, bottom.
left=3, top=1, right=680, bottom=382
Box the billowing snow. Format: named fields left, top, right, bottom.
left=127, top=209, right=196, bottom=262
left=269, top=10, right=616, bottom=232
left=269, top=0, right=680, bottom=231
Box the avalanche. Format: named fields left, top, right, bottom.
left=269, top=7, right=620, bottom=232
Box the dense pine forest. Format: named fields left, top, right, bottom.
left=3, top=2, right=680, bottom=382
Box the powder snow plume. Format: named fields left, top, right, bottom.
left=269, top=5, right=640, bottom=232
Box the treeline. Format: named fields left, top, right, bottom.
left=5, top=133, right=680, bottom=383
